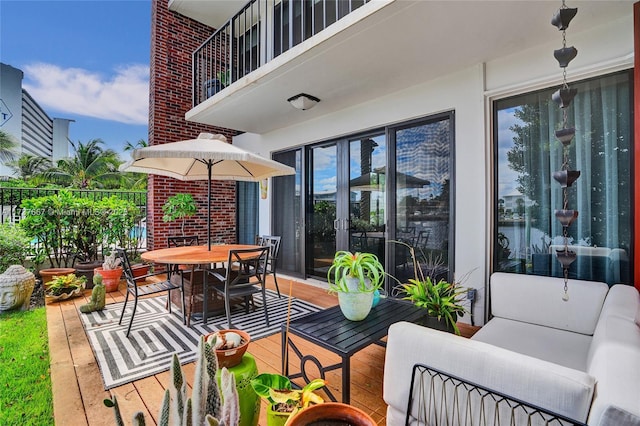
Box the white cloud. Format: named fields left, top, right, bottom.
left=22, top=63, right=149, bottom=125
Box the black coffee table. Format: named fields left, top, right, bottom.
left=281, top=297, right=425, bottom=403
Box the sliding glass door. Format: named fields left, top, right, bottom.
left=306, top=143, right=339, bottom=278
left=271, top=112, right=454, bottom=285
left=389, top=115, right=454, bottom=286
left=348, top=134, right=387, bottom=265
left=272, top=149, right=303, bottom=276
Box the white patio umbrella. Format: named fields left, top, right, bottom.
left=120, top=133, right=295, bottom=250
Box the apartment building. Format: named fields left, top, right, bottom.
left=150, top=0, right=638, bottom=322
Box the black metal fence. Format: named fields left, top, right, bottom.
left=0, top=187, right=148, bottom=253
left=193, top=0, right=370, bottom=106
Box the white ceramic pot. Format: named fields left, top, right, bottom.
left=343, top=276, right=372, bottom=292
left=338, top=291, right=374, bottom=321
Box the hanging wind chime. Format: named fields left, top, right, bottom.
left=551, top=1, right=579, bottom=301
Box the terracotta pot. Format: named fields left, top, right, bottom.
left=131, top=264, right=150, bottom=283
left=39, top=268, right=76, bottom=287
left=204, top=329, right=251, bottom=368
left=94, top=267, right=123, bottom=292
left=286, top=403, right=376, bottom=426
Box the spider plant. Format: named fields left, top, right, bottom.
left=327, top=251, right=385, bottom=293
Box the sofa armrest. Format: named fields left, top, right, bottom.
left=384, top=322, right=596, bottom=424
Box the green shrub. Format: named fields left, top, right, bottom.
left=0, top=223, right=31, bottom=272
left=97, top=196, right=143, bottom=259
left=20, top=191, right=142, bottom=266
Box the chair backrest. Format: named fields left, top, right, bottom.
left=115, top=248, right=138, bottom=293
left=257, top=235, right=281, bottom=272
left=168, top=235, right=200, bottom=248
left=226, top=246, right=270, bottom=289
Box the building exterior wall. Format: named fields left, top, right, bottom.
left=0, top=63, right=25, bottom=177
left=0, top=62, right=73, bottom=177
left=156, top=0, right=635, bottom=322
left=52, top=118, right=73, bottom=160
left=233, top=13, right=634, bottom=323
left=22, top=90, right=53, bottom=159
left=148, top=0, right=241, bottom=250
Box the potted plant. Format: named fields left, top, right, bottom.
left=162, top=193, right=197, bottom=235
left=71, top=200, right=107, bottom=289
left=286, top=402, right=376, bottom=426
left=327, top=251, right=385, bottom=321
left=105, top=335, right=240, bottom=425
left=20, top=190, right=81, bottom=269
left=251, top=373, right=326, bottom=426
left=45, top=273, right=86, bottom=301
left=93, top=252, right=122, bottom=293
left=399, top=276, right=467, bottom=335
left=391, top=241, right=468, bottom=335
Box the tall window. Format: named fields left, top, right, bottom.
left=494, top=71, right=632, bottom=285
left=236, top=182, right=259, bottom=244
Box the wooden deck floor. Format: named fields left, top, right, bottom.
left=47, top=276, right=479, bottom=425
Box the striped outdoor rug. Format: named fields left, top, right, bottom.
left=79, top=290, right=320, bottom=389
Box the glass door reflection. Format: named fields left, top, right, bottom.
left=306, top=143, right=337, bottom=278
left=348, top=135, right=386, bottom=269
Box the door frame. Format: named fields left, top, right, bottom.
left=271, top=111, right=456, bottom=283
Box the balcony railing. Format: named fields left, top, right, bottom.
left=193, top=0, right=370, bottom=106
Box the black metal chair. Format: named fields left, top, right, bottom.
left=116, top=248, right=185, bottom=337
left=256, top=235, right=282, bottom=298
left=167, top=236, right=201, bottom=325
left=167, top=235, right=200, bottom=248
left=166, top=235, right=200, bottom=275
left=207, top=246, right=270, bottom=329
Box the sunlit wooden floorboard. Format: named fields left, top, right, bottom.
left=47, top=275, right=479, bottom=425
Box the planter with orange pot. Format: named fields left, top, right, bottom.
left=93, top=267, right=123, bottom=292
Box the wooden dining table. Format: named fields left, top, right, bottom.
left=141, top=244, right=259, bottom=266
left=141, top=244, right=261, bottom=325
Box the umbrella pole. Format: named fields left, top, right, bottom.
left=208, top=161, right=212, bottom=251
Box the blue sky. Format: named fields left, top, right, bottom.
left=0, top=0, right=151, bottom=159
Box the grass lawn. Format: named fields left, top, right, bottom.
left=0, top=307, right=53, bottom=426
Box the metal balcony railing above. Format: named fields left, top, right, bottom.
left=193, top=0, right=369, bottom=106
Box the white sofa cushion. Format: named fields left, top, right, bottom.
left=384, top=322, right=596, bottom=424
left=490, top=272, right=608, bottom=335
left=472, top=317, right=592, bottom=371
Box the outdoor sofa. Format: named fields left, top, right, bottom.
left=384, top=272, right=640, bottom=425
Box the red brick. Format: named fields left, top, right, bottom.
left=149, top=0, right=241, bottom=250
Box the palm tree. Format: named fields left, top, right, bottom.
left=44, top=139, right=123, bottom=189
left=0, top=129, right=18, bottom=163
left=8, top=154, right=51, bottom=181
left=122, top=139, right=148, bottom=189
left=123, top=138, right=148, bottom=152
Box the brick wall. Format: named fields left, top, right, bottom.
left=149, top=0, right=241, bottom=250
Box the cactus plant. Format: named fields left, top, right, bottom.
left=80, top=274, right=106, bottom=313
left=102, top=252, right=122, bottom=270
left=104, top=335, right=239, bottom=425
